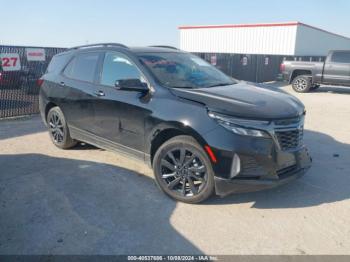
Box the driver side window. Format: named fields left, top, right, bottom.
left=100, top=52, right=144, bottom=87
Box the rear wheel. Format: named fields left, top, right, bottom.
left=153, top=135, right=215, bottom=204
left=47, top=106, right=77, bottom=149
left=292, top=75, right=312, bottom=93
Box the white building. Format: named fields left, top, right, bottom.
left=179, top=22, right=350, bottom=56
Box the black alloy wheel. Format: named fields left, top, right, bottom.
left=49, top=111, right=64, bottom=143
left=160, top=147, right=207, bottom=197
left=47, top=106, right=77, bottom=149
left=153, top=135, right=214, bottom=203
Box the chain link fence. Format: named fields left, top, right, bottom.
left=0, top=45, right=65, bottom=119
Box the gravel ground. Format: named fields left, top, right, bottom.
left=0, top=84, right=349, bottom=255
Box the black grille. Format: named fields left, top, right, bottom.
left=275, top=129, right=303, bottom=150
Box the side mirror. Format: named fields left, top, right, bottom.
left=115, top=78, right=149, bottom=92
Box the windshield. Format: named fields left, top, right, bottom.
left=138, top=52, right=237, bottom=89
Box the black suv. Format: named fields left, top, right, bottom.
left=39, top=43, right=312, bottom=203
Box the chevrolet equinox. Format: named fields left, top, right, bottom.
left=39, top=43, right=312, bottom=203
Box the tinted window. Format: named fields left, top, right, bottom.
left=331, top=52, right=350, bottom=63
left=47, top=53, right=71, bottom=73
left=64, top=52, right=99, bottom=82
left=100, top=52, right=143, bottom=87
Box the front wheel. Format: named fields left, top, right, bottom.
left=153, top=135, right=215, bottom=204
left=292, top=75, right=312, bottom=93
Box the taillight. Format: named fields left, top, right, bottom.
left=0, top=72, right=2, bottom=81
left=280, top=63, right=285, bottom=72
left=37, top=78, right=44, bottom=87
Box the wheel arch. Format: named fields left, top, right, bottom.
left=290, top=69, right=313, bottom=83
left=148, top=123, right=208, bottom=165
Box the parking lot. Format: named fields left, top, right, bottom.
left=0, top=84, right=349, bottom=255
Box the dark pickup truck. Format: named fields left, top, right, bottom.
left=281, top=50, right=350, bottom=92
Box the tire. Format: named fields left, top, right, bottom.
left=153, top=135, right=215, bottom=204
left=292, top=75, right=312, bottom=93
left=47, top=106, right=77, bottom=149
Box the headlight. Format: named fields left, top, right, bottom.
left=208, top=111, right=270, bottom=138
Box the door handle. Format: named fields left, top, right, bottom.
left=59, top=81, right=65, bottom=87
left=94, top=90, right=105, bottom=97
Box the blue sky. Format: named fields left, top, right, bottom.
left=1, top=0, right=349, bottom=48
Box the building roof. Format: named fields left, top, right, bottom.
left=178, top=22, right=350, bottom=40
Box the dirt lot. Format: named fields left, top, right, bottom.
left=0, top=84, right=349, bottom=255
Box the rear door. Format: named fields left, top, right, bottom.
left=322, top=51, right=350, bottom=85
left=58, top=51, right=102, bottom=133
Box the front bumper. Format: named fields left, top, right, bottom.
left=214, top=147, right=311, bottom=196
left=202, top=125, right=312, bottom=197
left=215, top=167, right=308, bottom=196
left=215, top=164, right=310, bottom=197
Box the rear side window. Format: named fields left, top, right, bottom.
left=63, top=52, right=99, bottom=82
left=47, top=53, right=71, bottom=73
left=331, top=52, right=350, bottom=63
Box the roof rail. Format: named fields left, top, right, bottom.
left=149, top=45, right=178, bottom=50
left=67, top=43, right=128, bottom=51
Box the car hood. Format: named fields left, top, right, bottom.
left=170, top=82, right=305, bottom=119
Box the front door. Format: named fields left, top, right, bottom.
left=92, top=51, right=151, bottom=157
